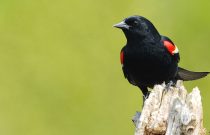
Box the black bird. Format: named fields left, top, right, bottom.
left=114, top=15, right=209, bottom=101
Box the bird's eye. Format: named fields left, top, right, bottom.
left=125, top=19, right=138, bottom=27
left=133, top=21, right=138, bottom=26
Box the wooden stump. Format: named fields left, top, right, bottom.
left=133, top=81, right=206, bottom=135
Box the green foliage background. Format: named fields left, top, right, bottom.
left=0, top=0, right=210, bottom=134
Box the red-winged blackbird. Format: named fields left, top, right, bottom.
left=114, top=15, right=209, bottom=100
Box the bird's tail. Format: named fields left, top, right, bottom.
left=176, top=67, right=209, bottom=81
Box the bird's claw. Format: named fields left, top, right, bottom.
left=142, top=91, right=150, bottom=106
left=165, top=81, right=176, bottom=90
left=143, top=94, right=149, bottom=101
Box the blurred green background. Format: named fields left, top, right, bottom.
left=0, top=0, right=210, bottom=134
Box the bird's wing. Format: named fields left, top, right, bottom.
left=161, top=35, right=180, bottom=63
left=120, top=47, right=128, bottom=78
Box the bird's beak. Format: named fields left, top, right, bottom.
left=113, top=21, right=129, bottom=30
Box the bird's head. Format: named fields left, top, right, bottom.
left=114, top=16, right=160, bottom=43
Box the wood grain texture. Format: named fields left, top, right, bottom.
left=133, top=81, right=206, bottom=135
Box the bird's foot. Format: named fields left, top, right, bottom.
left=143, top=93, right=149, bottom=102
left=142, top=91, right=150, bottom=107
left=165, top=80, right=176, bottom=90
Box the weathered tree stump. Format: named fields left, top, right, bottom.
left=133, top=81, right=206, bottom=135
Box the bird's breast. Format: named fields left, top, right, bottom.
left=123, top=44, right=177, bottom=78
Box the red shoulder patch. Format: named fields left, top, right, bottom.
left=120, top=51, right=124, bottom=65
left=163, top=40, right=178, bottom=55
